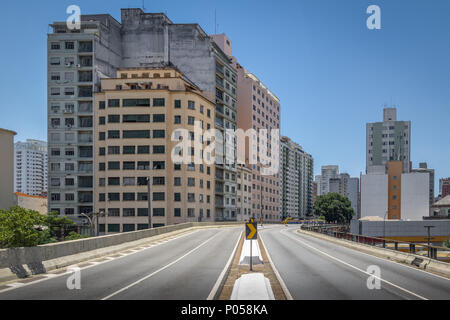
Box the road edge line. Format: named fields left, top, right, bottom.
left=259, top=233, right=293, bottom=300
left=207, top=230, right=243, bottom=300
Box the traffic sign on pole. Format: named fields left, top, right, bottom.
left=246, top=221, right=258, bottom=240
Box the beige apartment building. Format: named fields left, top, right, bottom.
left=0, top=128, right=17, bottom=210
left=94, top=68, right=215, bottom=233
left=237, top=165, right=252, bottom=221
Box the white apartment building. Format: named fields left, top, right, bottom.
left=280, top=137, right=314, bottom=219
left=14, top=139, right=48, bottom=196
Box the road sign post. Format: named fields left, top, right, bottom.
left=246, top=218, right=258, bottom=272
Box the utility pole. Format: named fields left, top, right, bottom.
left=260, top=184, right=263, bottom=223
left=424, top=225, right=435, bottom=258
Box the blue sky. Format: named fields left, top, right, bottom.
left=0, top=0, right=449, bottom=193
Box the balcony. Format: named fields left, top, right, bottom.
left=215, top=117, right=224, bottom=128
left=215, top=104, right=224, bottom=115
left=78, top=42, right=93, bottom=53
left=216, top=65, right=224, bottom=75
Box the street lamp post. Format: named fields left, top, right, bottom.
left=424, top=225, right=435, bottom=258
left=383, top=211, right=388, bottom=248
left=79, top=212, right=94, bottom=236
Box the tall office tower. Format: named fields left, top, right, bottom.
left=319, top=165, right=339, bottom=195
left=14, top=140, right=48, bottom=196
left=411, top=162, right=435, bottom=207
left=327, top=172, right=359, bottom=217
left=232, top=58, right=281, bottom=223
left=48, top=9, right=238, bottom=223
left=366, top=107, right=411, bottom=174
left=47, top=15, right=122, bottom=221
left=94, top=68, right=215, bottom=232
left=280, top=137, right=314, bottom=220
left=329, top=173, right=350, bottom=195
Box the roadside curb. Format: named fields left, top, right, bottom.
left=297, top=229, right=450, bottom=278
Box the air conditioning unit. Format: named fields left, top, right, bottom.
left=65, top=63, right=72, bottom=67
left=76, top=64, right=81, bottom=68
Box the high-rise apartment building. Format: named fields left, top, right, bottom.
left=366, top=108, right=411, bottom=174
left=232, top=61, right=281, bottom=223
left=94, top=68, right=215, bottom=232
left=47, top=15, right=121, bottom=221
left=329, top=173, right=359, bottom=217
left=280, top=137, right=314, bottom=219
left=318, top=165, right=339, bottom=195
left=14, top=140, right=48, bottom=196
left=0, top=128, right=17, bottom=210
left=48, top=9, right=238, bottom=223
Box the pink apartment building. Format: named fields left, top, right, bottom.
left=212, top=34, right=281, bottom=223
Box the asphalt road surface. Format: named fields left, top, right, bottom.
left=0, top=227, right=242, bottom=300
left=260, top=225, right=450, bottom=300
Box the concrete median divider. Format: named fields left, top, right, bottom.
left=0, top=221, right=243, bottom=284
left=298, top=229, right=450, bottom=278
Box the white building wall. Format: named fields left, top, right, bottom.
left=348, top=177, right=359, bottom=217
left=401, top=173, right=429, bottom=221
left=361, top=174, right=388, bottom=219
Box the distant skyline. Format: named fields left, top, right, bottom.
left=0, top=0, right=449, bottom=194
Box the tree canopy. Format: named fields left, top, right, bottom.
left=314, top=193, right=354, bottom=224
left=0, top=207, right=82, bottom=248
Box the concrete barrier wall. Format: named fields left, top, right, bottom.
left=0, top=221, right=243, bottom=269
left=350, top=219, right=450, bottom=239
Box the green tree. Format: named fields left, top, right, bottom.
left=45, top=211, right=76, bottom=239
left=443, top=239, right=450, bottom=249
left=0, top=206, right=53, bottom=248
left=314, top=193, right=354, bottom=224
left=65, top=231, right=89, bottom=241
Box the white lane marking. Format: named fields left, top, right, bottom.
left=294, top=228, right=450, bottom=282
left=207, top=230, right=243, bottom=300
left=7, top=282, right=26, bottom=288
left=281, top=229, right=429, bottom=300
left=0, top=229, right=201, bottom=294
left=259, top=232, right=293, bottom=300
left=101, top=231, right=223, bottom=300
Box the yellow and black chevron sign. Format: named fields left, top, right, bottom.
left=246, top=219, right=258, bottom=240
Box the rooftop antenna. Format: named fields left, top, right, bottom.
left=142, top=0, right=146, bottom=11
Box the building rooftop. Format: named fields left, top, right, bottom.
left=433, top=195, right=450, bottom=207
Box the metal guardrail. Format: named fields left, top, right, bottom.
left=301, top=225, right=450, bottom=263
